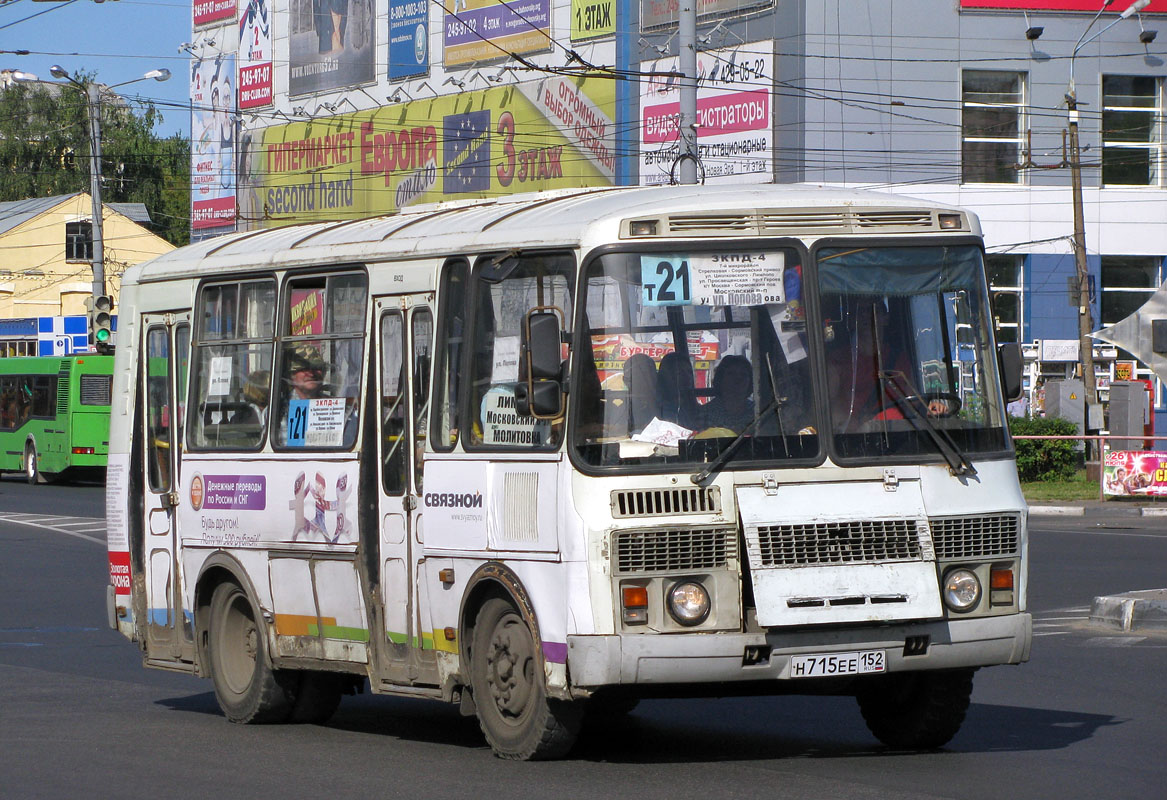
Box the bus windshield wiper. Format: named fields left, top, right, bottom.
left=880, top=371, right=977, bottom=478
left=690, top=395, right=782, bottom=486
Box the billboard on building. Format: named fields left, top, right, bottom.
left=244, top=76, right=614, bottom=225
left=390, top=0, right=429, bottom=80
left=571, top=0, right=615, bottom=40
left=640, top=41, right=772, bottom=186
left=191, top=55, right=237, bottom=232
left=239, top=0, right=273, bottom=109
left=443, top=0, right=552, bottom=68
left=194, top=0, right=237, bottom=26
left=641, top=0, right=772, bottom=30
left=960, top=1, right=1167, bottom=10
left=289, top=0, right=376, bottom=95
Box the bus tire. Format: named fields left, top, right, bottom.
left=206, top=581, right=296, bottom=724
left=289, top=671, right=344, bottom=724
left=856, top=668, right=974, bottom=750
left=469, top=598, right=581, bottom=760
left=24, top=444, right=43, bottom=485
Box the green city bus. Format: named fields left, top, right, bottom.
left=0, top=354, right=114, bottom=483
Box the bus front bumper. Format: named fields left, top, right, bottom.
left=566, top=613, right=1031, bottom=688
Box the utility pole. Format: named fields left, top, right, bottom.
left=1067, top=96, right=1099, bottom=415
left=676, top=0, right=699, bottom=184
left=84, top=82, right=106, bottom=300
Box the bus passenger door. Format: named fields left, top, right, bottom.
left=141, top=314, right=192, bottom=663
left=371, top=297, right=437, bottom=686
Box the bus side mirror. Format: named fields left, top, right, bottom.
left=997, top=342, right=1023, bottom=403
left=517, top=309, right=565, bottom=419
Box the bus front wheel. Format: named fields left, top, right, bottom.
left=856, top=668, right=974, bottom=750
left=469, top=598, right=581, bottom=760
left=206, top=581, right=296, bottom=724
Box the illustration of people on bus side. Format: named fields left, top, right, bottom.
left=289, top=469, right=354, bottom=543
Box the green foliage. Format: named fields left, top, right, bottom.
left=1010, top=415, right=1080, bottom=482
left=0, top=79, right=189, bottom=247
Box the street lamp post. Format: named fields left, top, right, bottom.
left=1065, top=0, right=1149, bottom=439
left=46, top=66, right=171, bottom=303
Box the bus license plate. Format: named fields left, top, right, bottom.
left=789, top=650, right=886, bottom=678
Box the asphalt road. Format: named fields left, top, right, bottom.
left=1, top=475, right=1165, bottom=799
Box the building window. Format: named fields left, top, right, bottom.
left=1101, top=256, right=1161, bottom=327
left=65, top=221, right=93, bottom=262
left=986, top=254, right=1024, bottom=344
left=962, top=71, right=1025, bottom=184
left=1102, top=75, right=1162, bottom=186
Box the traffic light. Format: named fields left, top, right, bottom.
left=90, top=294, right=113, bottom=351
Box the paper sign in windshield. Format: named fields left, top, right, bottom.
left=641, top=252, right=784, bottom=307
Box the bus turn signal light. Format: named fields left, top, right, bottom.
left=72, top=447, right=95, bottom=454
left=990, top=567, right=1014, bottom=590
left=990, top=566, right=1015, bottom=606
left=622, top=585, right=648, bottom=625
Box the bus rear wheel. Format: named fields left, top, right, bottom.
left=23, top=447, right=44, bottom=485
left=206, top=581, right=296, bottom=724
left=469, top=598, right=581, bottom=760
left=856, top=668, right=974, bottom=750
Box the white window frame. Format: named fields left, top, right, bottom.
left=1101, top=75, right=1163, bottom=187
left=961, top=70, right=1027, bottom=185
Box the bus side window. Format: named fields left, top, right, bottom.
left=411, top=308, right=432, bottom=492
left=274, top=272, right=367, bottom=450
left=380, top=311, right=406, bottom=495
left=432, top=261, right=468, bottom=452
left=189, top=280, right=276, bottom=450
left=467, top=252, right=574, bottom=450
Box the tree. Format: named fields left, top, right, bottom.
left=0, top=77, right=190, bottom=247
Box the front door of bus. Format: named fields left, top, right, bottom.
left=372, top=297, right=437, bottom=685
left=141, top=314, right=192, bottom=663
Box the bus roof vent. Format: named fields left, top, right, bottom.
left=611, top=486, right=722, bottom=518
left=853, top=210, right=935, bottom=228
left=666, top=214, right=755, bottom=234
left=649, top=208, right=948, bottom=237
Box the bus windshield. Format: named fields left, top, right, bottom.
left=572, top=243, right=1008, bottom=470
left=574, top=246, right=818, bottom=469
left=817, top=244, right=1008, bottom=462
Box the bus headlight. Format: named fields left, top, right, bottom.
left=942, top=568, right=982, bottom=612
left=667, top=581, right=711, bottom=626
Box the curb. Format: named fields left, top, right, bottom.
left=1028, top=504, right=1167, bottom=517
left=1089, top=589, right=1167, bottom=633
left=1028, top=506, right=1084, bottom=516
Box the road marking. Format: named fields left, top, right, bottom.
left=5, top=514, right=105, bottom=545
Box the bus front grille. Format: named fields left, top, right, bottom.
left=614, top=527, right=736, bottom=574
left=611, top=486, right=722, bottom=518
left=753, top=519, right=921, bottom=567
left=929, top=514, right=1020, bottom=559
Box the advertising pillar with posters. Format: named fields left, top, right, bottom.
left=238, top=0, right=273, bottom=109
left=640, top=41, right=773, bottom=185
left=191, top=55, right=237, bottom=237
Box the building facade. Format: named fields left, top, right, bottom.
left=0, top=193, right=174, bottom=317
left=189, top=0, right=1167, bottom=429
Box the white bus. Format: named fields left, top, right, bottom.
left=106, top=184, right=1030, bottom=760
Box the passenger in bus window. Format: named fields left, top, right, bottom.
left=702, top=355, right=754, bottom=434
left=623, top=353, right=659, bottom=434
left=656, top=351, right=700, bottom=431
left=230, top=369, right=270, bottom=426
